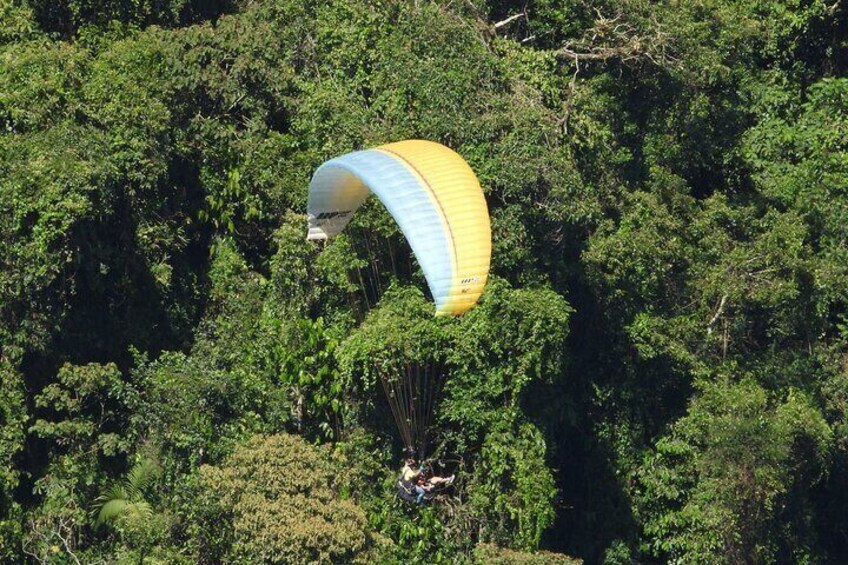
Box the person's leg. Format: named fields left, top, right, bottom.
left=430, top=474, right=455, bottom=486
left=415, top=485, right=425, bottom=504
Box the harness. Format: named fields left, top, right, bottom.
left=397, top=478, right=418, bottom=503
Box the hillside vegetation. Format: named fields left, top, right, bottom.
left=1, top=0, right=847, bottom=563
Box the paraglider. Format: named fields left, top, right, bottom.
left=307, top=139, right=491, bottom=475
left=306, top=139, right=491, bottom=316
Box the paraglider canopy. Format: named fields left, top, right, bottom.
left=306, top=139, right=491, bottom=316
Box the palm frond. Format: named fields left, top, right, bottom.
left=94, top=497, right=131, bottom=527
left=91, top=458, right=162, bottom=530
left=91, top=482, right=129, bottom=522
left=126, top=458, right=161, bottom=494
left=121, top=500, right=155, bottom=528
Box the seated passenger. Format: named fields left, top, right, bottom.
left=415, top=475, right=434, bottom=504
left=400, top=458, right=420, bottom=483
left=413, top=472, right=456, bottom=504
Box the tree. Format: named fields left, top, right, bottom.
left=0, top=353, right=26, bottom=561
left=192, top=433, right=375, bottom=564
left=92, top=458, right=171, bottom=565
left=636, top=377, right=832, bottom=564
left=474, top=543, right=582, bottom=565
left=24, top=362, right=141, bottom=563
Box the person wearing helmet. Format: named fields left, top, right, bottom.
left=397, top=458, right=420, bottom=503
left=400, top=458, right=420, bottom=482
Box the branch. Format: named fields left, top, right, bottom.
left=556, top=45, right=638, bottom=62
left=554, top=11, right=681, bottom=70
left=55, top=523, right=82, bottom=565
left=707, top=294, right=728, bottom=335
left=493, top=13, right=525, bottom=30
left=22, top=516, right=83, bottom=565
left=558, top=56, right=580, bottom=135
left=226, top=92, right=246, bottom=113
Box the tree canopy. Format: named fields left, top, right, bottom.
left=2, top=0, right=848, bottom=563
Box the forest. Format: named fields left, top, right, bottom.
left=1, top=0, right=847, bottom=563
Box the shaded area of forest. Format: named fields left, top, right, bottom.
left=2, top=0, right=848, bottom=563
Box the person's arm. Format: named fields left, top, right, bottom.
left=402, top=466, right=419, bottom=482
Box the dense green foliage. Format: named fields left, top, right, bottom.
left=194, top=433, right=374, bottom=564
left=1, top=0, right=847, bottom=563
